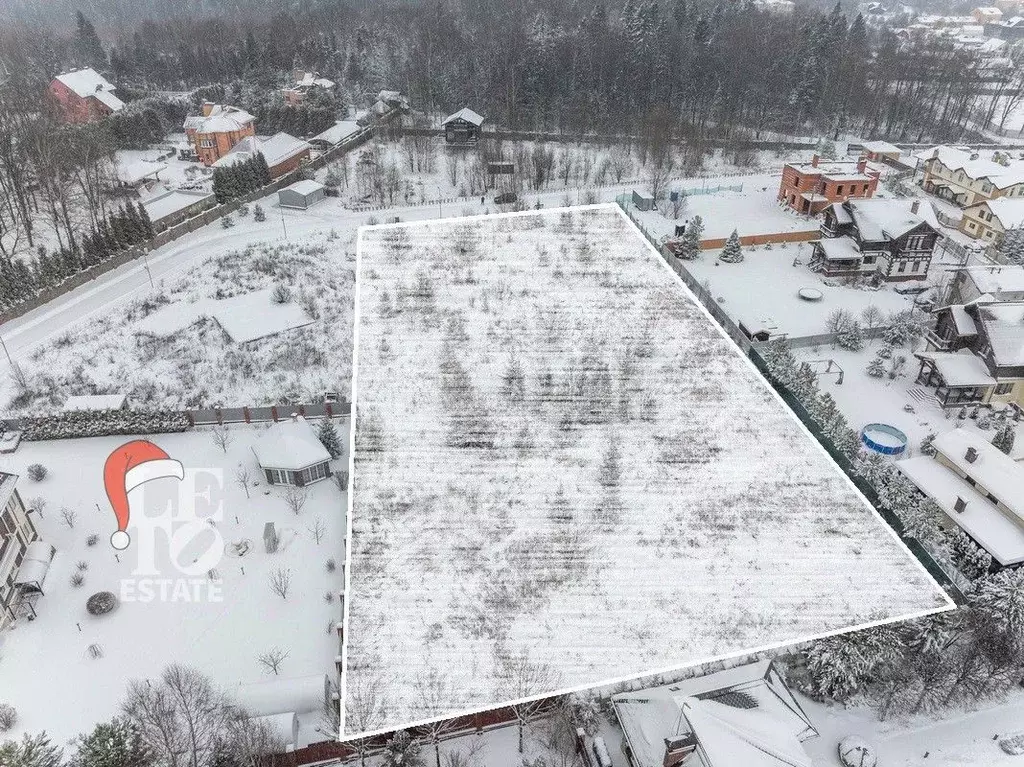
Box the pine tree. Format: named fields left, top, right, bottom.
left=75, top=11, right=106, bottom=69
left=719, top=229, right=743, bottom=263
left=919, top=432, right=936, bottom=456
left=992, top=422, right=1016, bottom=455
left=678, top=215, right=704, bottom=260
left=137, top=201, right=154, bottom=238
left=255, top=152, right=272, bottom=185
left=253, top=204, right=266, bottom=222
left=866, top=356, right=885, bottom=378
left=804, top=627, right=902, bottom=701
left=0, top=732, right=63, bottom=767
left=837, top=320, right=864, bottom=351
left=945, top=527, right=992, bottom=580
left=317, top=419, right=343, bottom=459
left=74, top=717, right=154, bottom=767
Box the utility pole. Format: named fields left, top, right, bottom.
left=142, top=251, right=155, bottom=289
left=0, top=335, right=10, bottom=366
left=281, top=208, right=289, bottom=241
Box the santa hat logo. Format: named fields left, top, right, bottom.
left=103, top=440, right=184, bottom=550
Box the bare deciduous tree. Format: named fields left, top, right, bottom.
left=307, top=516, right=327, bottom=544
left=269, top=567, right=292, bottom=599
left=257, top=647, right=289, bottom=675
left=234, top=464, right=252, bottom=499
left=284, top=486, right=308, bottom=515
left=60, top=507, right=77, bottom=528
left=211, top=424, right=233, bottom=454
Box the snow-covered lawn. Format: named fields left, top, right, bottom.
left=0, top=422, right=347, bottom=744
left=344, top=205, right=952, bottom=736
left=792, top=344, right=1024, bottom=456
left=3, top=228, right=355, bottom=412
left=684, top=243, right=921, bottom=339
left=628, top=176, right=819, bottom=241
left=801, top=689, right=1024, bottom=767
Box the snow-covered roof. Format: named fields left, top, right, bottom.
left=213, top=132, right=310, bottom=169
left=283, top=179, right=324, bottom=196
left=862, top=139, right=902, bottom=154
left=184, top=105, right=255, bottom=134
left=900, top=454, right=1024, bottom=566
left=13, top=541, right=55, bottom=588
left=915, top=145, right=1024, bottom=188
left=847, top=198, right=938, bottom=240
left=63, top=394, right=127, bottom=411
left=787, top=158, right=877, bottom=180
left=54, top=68, right=120, bottom=102
left=295, top=71, right=335, bottom=89
left=827, top=202, right=853, bottom=225
left=963, top=266, right=1024, bottom=298
left=443, top=107, right=485, bottom=127
left=915, top=349, right=995, bottom=386
left=976, top=302, right=1024, bottom=366
left=114, top=158, right=167, bottom=185
left=983, top=198, right=1024, bottom=229
left=681, top=697, right=815, bottom=767
left=614, top=661, right=815, bottom=767
left=818, top=236, right=862, bottom=261
left=235, top=674, right=329, bottom=718
left=141, top=189, right=215, bottom=224
left=312, top=120, right=360, bottom=145
left=933, top=429, right=1024, bottom=521
left=252, top=417, right=331, bottom=471
left=945, top=304, right=979, bottom=336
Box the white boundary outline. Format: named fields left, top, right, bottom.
left=340, top=202, right=957, bottom=742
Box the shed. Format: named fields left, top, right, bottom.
left=442, top=108, right=485, bottom=145
left=252, top=415, right=332, bottom=486
left=632, top=190, right=656, bottom=212
left=278, top=180, right=326, bottom=210
left=248, top=712, right=299, bottom=750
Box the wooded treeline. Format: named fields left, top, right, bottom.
left=2, top=0, right=1006, bottom=143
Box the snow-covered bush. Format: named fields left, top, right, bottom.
left=253, top=204, right=266, bottom=222
left=866, top=357, right=885, bottom=378
left=221, top=215, right=235, bottom=229
left=993, top=422, right=1016, bottom=455
left=26, top=463, right=47, bottom=481
left=944, top=527, right=992, bottom=580
left=919, top=433, right=936, bottom=456
left=837, top=321, right=864, bottom=351
left=71, top=572, right=85, bottom=588
left=271, top=284, right=292, bottom=304
left=0, top=704, right=16, bottom=732
left=86, top=591, right=119, bottom=616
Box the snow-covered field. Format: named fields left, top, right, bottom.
left=343, top=204, right=952, bottom=736
left=0, top=422, right=347, bottom=744
left=3, top=227, right=355, bottom=412
left=685, top=242, right=922, bottom=338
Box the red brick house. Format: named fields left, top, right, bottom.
left=778, top=155, right=881, bottom=215
left=183, top=103, right=257, bottom=166
left=212, top=132, right=312, bottom=179
left=48, top=68, right=124, bottom=123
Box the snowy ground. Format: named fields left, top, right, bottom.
left=116, top=143, right=212, bottom=193
left=800, top=689, right=1024, bottom=767
left=344, top=205, right=952, bottom=737
left=0, top=423, right=348, bottom=744
left=2, top=225, right=355, bottom=413
left=684, top=242, right=922, bottom=339
left=791, top=343, right=1024, bottom=459
left=628, top=175, right=819, bottom=241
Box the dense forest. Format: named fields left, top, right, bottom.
left=0, top=0, right=1017, bottom=142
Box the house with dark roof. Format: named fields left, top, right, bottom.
left=811, top=198, right=940, bottom=281
left=918, top=287, right=1024, bottom=409
left=613, top=659, right=818, bottom=767
left=48, top=68, right=124, bottom=123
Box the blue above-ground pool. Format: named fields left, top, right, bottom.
left=861, top=423, right=908, bottom=456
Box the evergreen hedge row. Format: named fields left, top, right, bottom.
left=15, top=409, right=192, bottom=441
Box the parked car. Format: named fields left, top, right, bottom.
left=324, top=391, right=340, bottom=404
left=494, top=192, right=518, bottom=205
left=894, top=284, right=929, bottom=296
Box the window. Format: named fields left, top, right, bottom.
left=837, top=185, right=844, bottom=195
left=968, top=221, right=977, bottom=230
left=200, top=139, right=214, bottom=148
left=911, top=261, right=920, bottom=272
left=863, top=255, right=876, bottom=264
left=897, top=261, right=907, bottom=273
left=994, top=382, right=1013, bottom=395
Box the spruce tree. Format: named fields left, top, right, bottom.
left=137, top=201, right=154, bottom=237
left=992, top=422, right=1016, bottom=455
left=75, top=11, right=106, bottom=68
left=678, top=215, right=704, bottom=260
left=719, top=229, right=744, bottom=263
left=74, top=717, right=154, bottom=767
left=317, top=419, right=344, bottom=459
left=255, top=152, right=272, bottom=185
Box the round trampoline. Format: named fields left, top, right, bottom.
left=798, top=287, right=823, bottom=301
left=860, top=423, right=908, bottom=456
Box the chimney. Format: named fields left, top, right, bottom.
left=965, top=446, right=978, bottom=463
left=202, top=101, right=215, bottom=117
left=811, top=154, right=820, bottom=168
left=911, top=200, right=920, bottom=215
left=954, top=496, right=967, bottom=514
left=932, top=148, right=940, bottom=160
left=857, top=157, right=867, bottom=174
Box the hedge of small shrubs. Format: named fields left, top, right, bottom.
left=12, top=409, right=192, bottom=441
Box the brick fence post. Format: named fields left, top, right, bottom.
left=243, top=406, right=250, bottom=424
left=271, top=405, right=279, bottom=422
